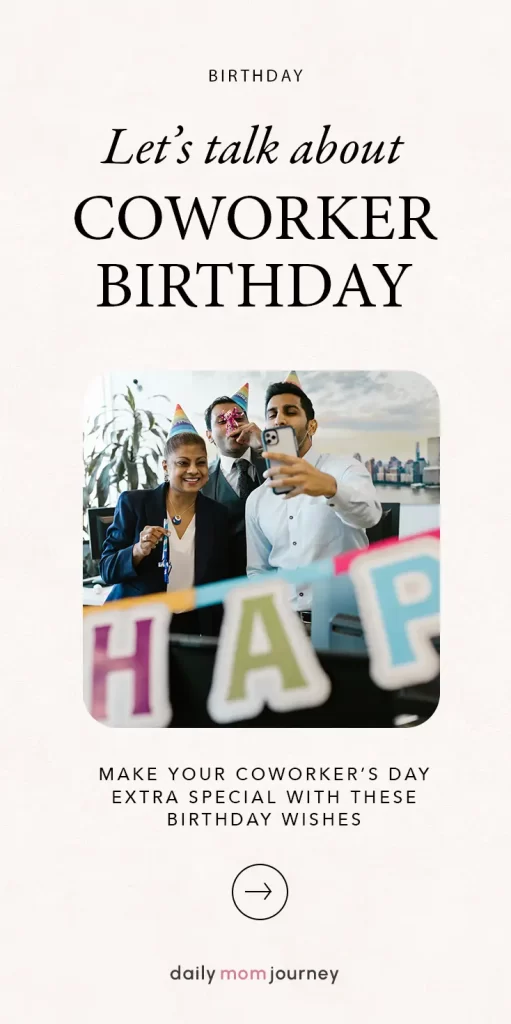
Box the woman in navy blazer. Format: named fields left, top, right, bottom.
left=100, top=408, right=231, bottom=636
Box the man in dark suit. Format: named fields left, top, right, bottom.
left=202, top=382, right=266, bottom=577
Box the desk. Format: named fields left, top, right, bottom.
left=83, top=585, right=113, bottom=606
left=167, top=637, right=438, bottom=727
left=399, top=503, right=440, bottom=538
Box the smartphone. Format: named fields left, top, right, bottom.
left=262, top=425, right=298, bottom=495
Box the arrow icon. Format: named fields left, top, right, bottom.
left=233, top=865, right=288, bottom=919
left=245, top=882, right=271, bottom=900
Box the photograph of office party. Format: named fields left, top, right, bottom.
left=83, top=370, right=440, bottom=729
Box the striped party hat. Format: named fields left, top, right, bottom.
left=230, top=381, right=249, bottom=415
left=168, top=403, right=198, bottom=438
left=284, top=370, right=302, bottom=388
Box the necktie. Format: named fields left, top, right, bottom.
left=234, top=458, right=254, bottom=501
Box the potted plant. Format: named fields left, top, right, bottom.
left=83, top=381, right=172, bottom=576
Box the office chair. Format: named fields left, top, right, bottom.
left=310, top=503, right=400, bottom=655
left=366, top=502, right=400, bottom=545
left=85, top=506, right=115, bottom=584
left=87, top=506, right=115, bottom=561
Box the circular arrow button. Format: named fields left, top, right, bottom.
left=232, top=864, right=289, bottom=920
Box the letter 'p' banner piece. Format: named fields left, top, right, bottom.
left=350, top=532, right=440, bottom=690
left=83, top=602, right=172, bottom=726
left=207, top=579, right=331, bottom=723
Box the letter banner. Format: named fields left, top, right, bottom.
left=83, top=530, right=440, bottom=725
left=83, top=601, right=172, bottom=726
left=349, top=532, right=440, bottom=689
left=207, top=579, right=331, bottom=724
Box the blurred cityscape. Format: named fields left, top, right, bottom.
left=353, top=437, right=440, bottom=490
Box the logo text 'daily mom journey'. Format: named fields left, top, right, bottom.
left=169, top=965, right=339, bottom=985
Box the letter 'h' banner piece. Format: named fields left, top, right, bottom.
left=83, top=530, right=440, bottom=726
left=83, top=602, right=172, bottom=727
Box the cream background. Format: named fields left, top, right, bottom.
left=1, top=1, right=510, bottom=1021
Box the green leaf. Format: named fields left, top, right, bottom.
left=124, top=386, right=136, bottom=411
left=101, top=418, right=116, bottom=440
left=85, top=458, right=104, bottom=498
left=143, top=409, right=155, bottom=430
left=114, top=459, right=126, bottom=486
left=96, top=464, right=112, bottom=507
left=142, top=455, right=159, bottom=489
left=118, top=437, right=137, bottom=490
left=150, top=426, right=168, bottom=443
left=87, top=413, right=102, bottom=436
left=126, top=459, right=139, bottom=489
left=115, top=443, right=128, bottom=485
left=85, top=450, right=106, bottom=476
left=131, top=412, right=143, bottom=458
left=148, top=394, right=172, bottom=402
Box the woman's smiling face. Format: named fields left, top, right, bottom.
left=163, top=442, right=209, bottom=493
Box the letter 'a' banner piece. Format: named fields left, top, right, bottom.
left=350, top=533, right=440, bottom=690
left=83, top=601, right=172, bottom=726
left=207, top=579, right=331, bottom=723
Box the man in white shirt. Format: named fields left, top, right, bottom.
left=202, top=382, right=267, bottom=576
left=245, top=375, right=382, bottom=613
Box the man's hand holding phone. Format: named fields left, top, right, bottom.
left=263, top=451, right=337, bottom=500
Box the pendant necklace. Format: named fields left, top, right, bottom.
left=167, top=497, right=196, bottom=526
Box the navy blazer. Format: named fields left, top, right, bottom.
left=100, top=485, right=230, bottom=634
left=201, top=455, right=266, bottom=577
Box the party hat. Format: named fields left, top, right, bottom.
left=284, top=370, right=302, bottom=388
left=168, top=403, right=199, bottom=438
left=230, top=381, right=249, bottom=415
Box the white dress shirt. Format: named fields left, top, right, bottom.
left=245, top=448, right=382, bottom=610
left=166, top=518, right=196, bottom=604
left=219, top=447, right=256, bottom=495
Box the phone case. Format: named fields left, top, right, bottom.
left=262, top=425, right=299, bottom=495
